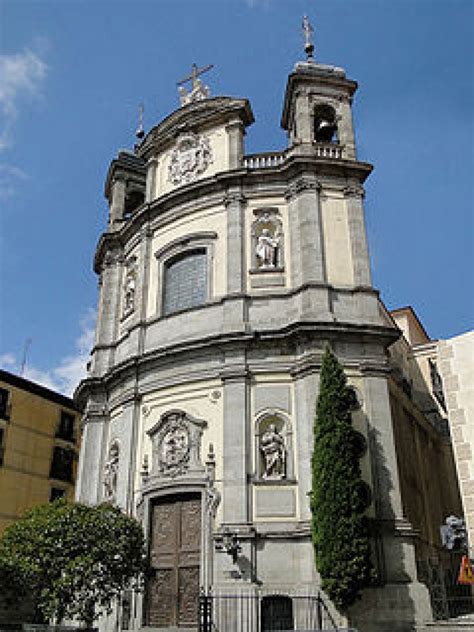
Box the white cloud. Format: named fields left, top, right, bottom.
left=0, top=309, right=96, bottom=397
left=0, top=48, right=48, bottom=151
left=0, top=163, right=29, bottom=199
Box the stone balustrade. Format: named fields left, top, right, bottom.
left=243, top=152, right=286, bottom=169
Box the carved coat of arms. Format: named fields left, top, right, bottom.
left=168, top=132, right=212, bottom=186
left=159, top=418, right=190, bottom=476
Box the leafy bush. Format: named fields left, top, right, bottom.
left=310, top=346, right=375, bottom=609
left=0, top=500, right=146, bottom=626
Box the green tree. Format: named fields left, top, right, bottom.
left=0, top=500, right=146, bottom=627
left=310, top=345, right=374, bottom=610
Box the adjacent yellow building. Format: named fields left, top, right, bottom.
left=0, top=369, right=80, bottom=535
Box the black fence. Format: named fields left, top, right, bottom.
left=198, top=592, right=347, bottom=632
left=416, top=550, right=474, bottom=620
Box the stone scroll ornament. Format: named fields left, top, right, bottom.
left=103, top=442, right=119, bottom=501
left=168, top=132, right=213, bottom=186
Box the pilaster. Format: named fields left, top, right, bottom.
left=108, top=178, right=126, bottom=228
left=344, top=184, right=372, bottom=287
left=225, top=191, right=247, bottom=295
left=286, top=176, right=326, bottom=288
left=221, top=359, right=250, bottom=524
left=226, top=119, right=245, bottom=169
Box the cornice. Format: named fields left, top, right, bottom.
left=77, top=316, right=398, bottom=403
left=93, top=154, right=372, bottom=274
left=137, top=96, right=254, bottom=160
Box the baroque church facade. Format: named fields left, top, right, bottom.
left=75, top=30, right=460, bottom=632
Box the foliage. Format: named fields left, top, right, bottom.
left=310, top=345, right=375, bottom=610
left=0, top=500, right=146, bottom=626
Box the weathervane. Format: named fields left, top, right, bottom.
left=302, top=15, right=314, bottom=61
left=177, top=63, right=214, bottom=106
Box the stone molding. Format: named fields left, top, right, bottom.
left=153, top=231, right=217, bottom=261
left=284, top=177, right=321, bottom=200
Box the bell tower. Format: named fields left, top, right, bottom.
left=281, top=17, right=357, bottom=160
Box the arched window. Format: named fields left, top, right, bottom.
left=163, top=249, right=207, bottom=316
left=314, top=103, right=338, bottom=144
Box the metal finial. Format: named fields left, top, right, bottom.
left=135, top=103, right=145, bottom=140
left=302, top=15, right=314, bottom=61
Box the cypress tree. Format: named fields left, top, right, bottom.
left=310, top=345, right=374, bottom=610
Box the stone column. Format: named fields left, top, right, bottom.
left=137, top=223, right=153, bottom=355
left=75, top=399, right=109, bottom=505
left=112, top=395, right=141, bottom=514
left=221, top=361, right=250, bottom=524
left=225, top=190, right=246, bottom=295
left=226, top=119, right=245, bottom=169
left=294, top=90, right=312, bottom=144
left=286, top=177, right=326, bottom=287
left=92, top=248, right=123, bottom=374
left=108, top=178, right=126, bottom=228
left=145, top=157, right=159, bottom=202
left=344, top=184, right=372, bottom=287
left=293, top=372, right=319, bottom=521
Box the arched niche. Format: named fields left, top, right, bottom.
left=313, top=103, right=338, bottom=144
left=254, top=410, right=294, bottom=481
left=250, top=208, right=284, bottom=271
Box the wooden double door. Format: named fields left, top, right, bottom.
left=146, top=493, right=202, bottom=627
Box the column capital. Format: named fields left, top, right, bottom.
left=284, top=177, right=321, bottom=201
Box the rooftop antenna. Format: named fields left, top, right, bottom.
left=302, top=15, right=315, bottom=61
left=135, top=103, right=145, bottom=140
left=20, top=338, right=32, bottom=376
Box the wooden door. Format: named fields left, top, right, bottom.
left=147, top=493, right=201, bottom=627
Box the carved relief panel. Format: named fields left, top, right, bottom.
left=147, top=410, right=207, bottom=478
left=103, top=440, right=119, bottom=502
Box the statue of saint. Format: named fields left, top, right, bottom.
left=260, top=424, right=285, bottom=479
left=123, top=270, right=136, bottom=313
left=104, top=443, right=119, bottom=500
left=256, top=229, right=279, bottom=268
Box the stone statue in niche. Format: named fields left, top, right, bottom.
left=104, top=442, right=119, bottom=501
left=123, top=271, right=135, bottom=313
left=260, top=424, right=286, bottom=479
left=256, top=228, right=279, bottom=269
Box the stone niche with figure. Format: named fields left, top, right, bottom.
left=253, top=411, right=297, bottom=520
left=250, top=208, right=285, bottom=289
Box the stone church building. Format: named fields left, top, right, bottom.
left=75, top=28, right=464, bottom=632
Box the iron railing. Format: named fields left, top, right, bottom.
left=417, top=550, right=474, bottom=620
left=198, top=591, right=347, bottom=632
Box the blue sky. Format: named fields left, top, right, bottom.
left=0, top=0, right=473, bottom=395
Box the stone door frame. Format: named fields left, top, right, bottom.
left=137, top=478, right=216, bottom=629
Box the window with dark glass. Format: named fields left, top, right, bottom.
left=261, top=595, right=294, bottom=631
left=0, top=387, right=9, bottom=420
left=50, top=446, right=74, bottom=482
left=429, top=359, right=447, bottom=412
left=49, top=487, right=66, bottom=502
left=163, top=249, right=207, bottom=316
left=56, top=411, right=75, bottom=442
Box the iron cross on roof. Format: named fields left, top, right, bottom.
left=177, top=63, right=214, bottom=90
left=302, top=15, right=315, bottom=60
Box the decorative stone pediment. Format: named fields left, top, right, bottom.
left=147, top=410, right=207, bottom=478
